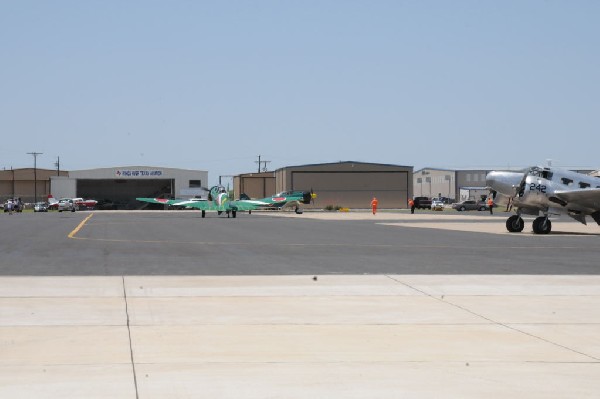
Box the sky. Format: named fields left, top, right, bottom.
left=1, top=1, right=599, bottom=186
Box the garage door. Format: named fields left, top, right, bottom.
left=77, top=179, right=173, bottom=209
left=291, top=172, right=408, bottom=209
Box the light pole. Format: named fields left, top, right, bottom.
left=27, top=152, right=43, bottom=204
left=444, top=175, right=451, bottom=199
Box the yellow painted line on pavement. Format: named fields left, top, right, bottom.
left=68, top=213, right=94, bottom=239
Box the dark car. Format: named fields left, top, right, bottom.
left=96, top=199, right=116, bottom=210
left=413, top=197, right=432, bottom=209
left=452, top=200, right=488, bottom=211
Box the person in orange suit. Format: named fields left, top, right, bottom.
left=371, top=197, right=379, bottom=215
left=408, top=198, right=415, bottom=214
left=487, top=197, right=494, bottom=214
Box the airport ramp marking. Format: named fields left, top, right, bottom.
left=68, top=213, right=94, bottom=239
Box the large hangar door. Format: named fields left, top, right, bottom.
left=292, top=172, right=408, bottom=208
left=77, top=179, right=173, bottom=209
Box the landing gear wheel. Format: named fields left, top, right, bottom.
left=201, top=210, right=206, bottom=218
left=532, top=216, right=551, bottom=234
left=295, top=207, right=303, bottom=214
left=232, top=210, right=237, bottom=218
left=506, top=215, right=524, bottom=232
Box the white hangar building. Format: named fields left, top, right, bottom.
left=50, top=166, right=208, bottom=209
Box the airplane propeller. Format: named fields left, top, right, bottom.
left=515, top=170, right=528, bottom=198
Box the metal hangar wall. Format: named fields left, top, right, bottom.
left=274, top=161, right=413, bottom=209
left=233, top=172, right=276, bottom=200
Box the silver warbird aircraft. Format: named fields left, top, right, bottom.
left=486, top=166, right=600, bottom=234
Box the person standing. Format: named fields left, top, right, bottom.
left=487, top=197, right=494, bottom=214
left=408, top=198, right=415, bottom=214
left=505, top=197, right=513, bottom=212
left=371, top=197, right=379, bottom=215
left=7, top=199, right=13, bottom=215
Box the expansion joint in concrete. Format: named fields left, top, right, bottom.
left=122, top=276, right=139, bottom=399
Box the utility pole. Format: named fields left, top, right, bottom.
left=255, top=155, right=271, bottom=172
left=27, top=152, right=43, bottom=204
left=52, top=156, right=60, bottom=195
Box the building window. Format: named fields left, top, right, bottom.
left=189, top=180, right=202, bottom=188
left=466, top=174, right=471, bottom=182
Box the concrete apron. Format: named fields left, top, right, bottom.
left=1, top=275, right=599, bottom=398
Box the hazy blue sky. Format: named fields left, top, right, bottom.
left=1, top=1, right=599, bottom=185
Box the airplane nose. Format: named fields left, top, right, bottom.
left=486, top=171, right=524, bottom=196
left=485, top=171, right=498, bottom=189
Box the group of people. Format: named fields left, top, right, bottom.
left=370, top=196, right=499, bottom=215
left=370, top=197, right=416, bottom=214
left=4, top=198, right=23, bottom=214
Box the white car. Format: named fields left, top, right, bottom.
left=431, top=199, right=444, bottom=211
left=58, top=199, right=76, bottom=212
left=34, top=202, right=48, bottom=212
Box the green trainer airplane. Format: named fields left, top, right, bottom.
left=136, top=186, right=316, bottom=218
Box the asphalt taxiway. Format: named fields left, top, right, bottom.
left=1, top=210, right=599, bottom=398
left=1, top=210, right=599, bottom=275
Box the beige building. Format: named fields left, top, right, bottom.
left=233, top=172, right=276, bottom=199
left=274, top=161, right=413, bottom=209
left=413, top=168, right=455, bottom=199
left=0, top=168, right=67, bottom=203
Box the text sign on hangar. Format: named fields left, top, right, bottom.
left=115, top=169, right=163, bottom=178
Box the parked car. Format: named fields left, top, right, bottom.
left=413, top=197, right=432, bottom=209
left=34, top=202, right=48, bottom=212
left=452, top=200, right=488, bottom=211
left=438, top=196, right=455, bottom=204
left=3, top=199, right=23, bottom=213
left=431, top=199, right=444, bottom=211
left=96, top=199, right=116, bottom=210
left=58, top=199, right=76, bottom=212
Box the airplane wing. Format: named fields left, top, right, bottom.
left=159, top=199, right=260, bottom=212
left=228, top=201, right=261, bottom=211
left=136, top=198, right=197, bottom=206
left=554, top=189, right=600, bottom=211
left=136, top=197, right=260, bottom=212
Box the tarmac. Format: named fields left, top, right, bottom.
left=1, top=210, right=600, bottom=397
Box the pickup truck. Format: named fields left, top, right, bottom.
left=413, top=197, right=432, bottom=209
